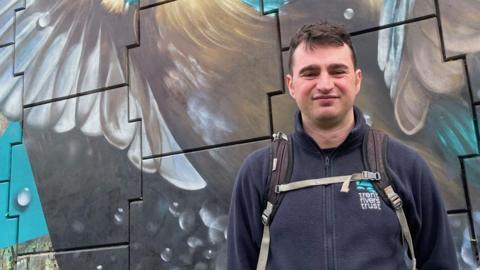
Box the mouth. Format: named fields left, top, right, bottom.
left=312, top=95, right=339, bottom=106
left=312, top=95, right=339, bottom=100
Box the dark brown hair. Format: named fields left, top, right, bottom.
left=288, top=21, right=357, bottom=73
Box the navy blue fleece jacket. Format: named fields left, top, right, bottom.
left=227, top=107, right=458, bottom=270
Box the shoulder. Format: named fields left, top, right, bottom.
left=385, top=136, right=424, bottom=168
left=233, top=145, right=271, bottom=197
left=383, top=134, right=436, bottom=196
left=239, top=145, right=271, bottom=176
left=386, top=136, right=428, bottom=170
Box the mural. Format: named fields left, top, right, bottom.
left=0, top=0, right=479, bottom=269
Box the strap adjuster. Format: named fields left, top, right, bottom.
left=390, top=196, right=402, bottom=209
left=362, top=171, right=381, bottom=180
left=262, top=202, right=274, bottom=225
left=385, top=187, right=403, bottom=209
left=261, top=212, right=270, bottom=225
left=273, top=132, right=288, bottom=141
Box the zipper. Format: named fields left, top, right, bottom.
left=324, top=154, right=335, bottom=270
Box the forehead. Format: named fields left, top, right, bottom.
left=291, top=42, right=354, bottom=70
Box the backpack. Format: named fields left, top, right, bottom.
left=256, top=129, right=416, bottom=270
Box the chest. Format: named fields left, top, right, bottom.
left=269, top=149, right=401, bottom=243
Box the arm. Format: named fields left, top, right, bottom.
left=411, top=155, right=458, bottom=269
left=387, top=139, right=458, bottom=270
left=227, top=149, right=268, bottom=270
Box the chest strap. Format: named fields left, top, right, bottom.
left=275, top=171, right=380, bottom=193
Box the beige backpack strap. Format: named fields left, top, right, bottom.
left=384, top=186, right=417, bottom=270
left=366, top=129, right=417, bottom=269
left=256, top=202, right=273, bottom=270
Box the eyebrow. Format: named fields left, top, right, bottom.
left=327, top=63, right=349, bottom=71
left=298, top=65, right=320, bottom=75
left=298, top=63, right=349, bottom=75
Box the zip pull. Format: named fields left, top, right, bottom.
left=324, top=156, right=330, bottom=176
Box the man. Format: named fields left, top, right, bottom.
left=227, top=21, right=458, bottom=269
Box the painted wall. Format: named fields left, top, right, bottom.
left=0, top=0, right=479, bottom=269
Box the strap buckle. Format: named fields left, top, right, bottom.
left=261, top=202, right=274, bottom=225
left=386, top=189, right=403, bottom=209
left=362, top=171, right=381, bottom=180
left=261, top=212, right=270, bottom=226
left=272, top=132, right=288, bottom=141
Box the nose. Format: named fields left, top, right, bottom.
left=315, top=73, right=334, bottom=93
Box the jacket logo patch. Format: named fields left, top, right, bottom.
left=356, top=180, right=381, bottom=210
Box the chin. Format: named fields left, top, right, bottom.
left=313, top=111, right=339, bottom=121
left=310, top=115, right=337, bottom=125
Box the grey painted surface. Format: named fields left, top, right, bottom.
left=24, top=88, right=140, bottom=251
left=131, top=141, right=268, bottom=269
left=279, top=0, right=434, bottom=48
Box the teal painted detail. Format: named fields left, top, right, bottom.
left=124, top=0, right=138, bottom=4
left=241, top=0, right=289, bottom=13
left=430, top=99, right=476, bottom=157
left=0, top=182, right=17, bottom=249
left=356, top=180, right=376, bottom=193
left=0, top=121, right=48, bottom=248
left=10, top=143, right=49, bottom=243
left=428, top=97, right=480, bottom=190
left=0, top=122, right=22, bottom=181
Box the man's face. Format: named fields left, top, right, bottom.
left=286, top=42, right=362, bottom=129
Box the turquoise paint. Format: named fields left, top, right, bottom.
left=0, top=122, right=22, bottom=181
left=0, top=121, right=48, bottom=248
left=124, top=0, right=138, bottom=4
left=0, top=183, right=17, bottom=249
left=430, top=99, right=476, bottom=157
left=428, top=98, right=480, bottom=190
left=10, top=143, right=49, bottom=243
left=241, top=0, right=289, bottom=13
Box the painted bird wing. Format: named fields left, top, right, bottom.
left=377, top=0, right=480, bottom=135
left=0, top=0, right=208, bottom=190
left=0, top=0, right=280, bottom=191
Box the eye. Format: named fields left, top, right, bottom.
left=331, top=70, right=347, bottom=77
left=300, top=71, right=319, bottom=79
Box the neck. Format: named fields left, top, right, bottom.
left=302, top=110, right=355, bottom=149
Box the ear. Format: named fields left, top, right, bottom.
left=286, top=74, right=295, bottom=98
left=354, top=69, right=362, bottom=95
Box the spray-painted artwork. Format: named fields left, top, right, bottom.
left=0, top=0, right=479, bottom=269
